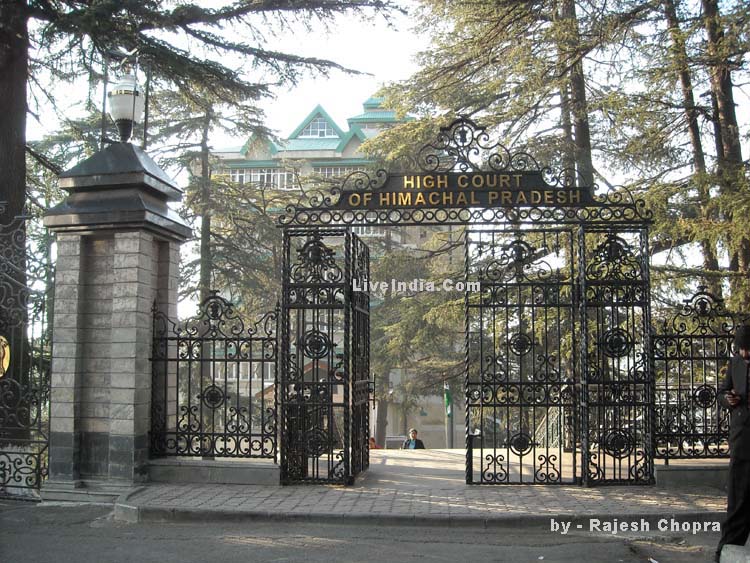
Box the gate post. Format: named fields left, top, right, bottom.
left=42, top=142, right=190, bottom=499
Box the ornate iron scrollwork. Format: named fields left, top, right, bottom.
left=290, top=234, right=344, bottom=283
left=278, top=117, right=652, bottom=227
left=0, top=207, right=52, bottom=499
left=151, top=293, right=278, bottom=459
left=653, top=287, right=747, bottom=461
left=465, top=228, right=580, bottom=484
left=280, top=229, right=370, bottom=484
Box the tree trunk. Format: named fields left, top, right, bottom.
left=374, top=226, right=393, bottom=447
left=554, top=2, right=575, bottom=174
left=197, top=111, right=215, bottom=457
left=0, top=0, right=28, bottom=223
left=559, top=81, right=575, bottom=174
left=199, top=111, right=213, bottom=304
left=0, top=0, right=30, bottom=442
left=701, top=0, right=749, bottom=306
left=663, top=0, right=721, bottom=296
left=559, top=0, right=594, bottom=190
left=374, top=369, right=390, bottom=446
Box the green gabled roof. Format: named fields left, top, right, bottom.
left=336, top=127, right=367, bottom=152
left=277, top=138, right=342, bottom=152
left=347, top=110, right=399, bottom=124
left=288, top=104, right=344, bottom=140
left=363, top=97, right=384, bottom=109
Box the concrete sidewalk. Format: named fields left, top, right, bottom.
left=114, top=450, right=728, bottom=528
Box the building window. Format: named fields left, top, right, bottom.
left=227, top=168, right=294, bottom=190
left=300, top=117, right=337, bottom=138
left=253, top=362, right=274, bottom=382
left=251, top=168, right=295, bottom=190
left=312, top=166, right=360, bottom=178
left=226, top=363, right=251, bottom=381
left=229, top=168, right=246, bottom=184
left=353, top=225, right=386, bottom=238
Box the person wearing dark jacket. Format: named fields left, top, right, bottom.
left=716, top=324, right=750, bottom=562
left=402, top=428, right=425, bottom=449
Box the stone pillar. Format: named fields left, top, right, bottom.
left=48, top=234, right=84, bottom=483
left=43, top=142, right=190, bottom=499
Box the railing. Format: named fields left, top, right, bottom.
left=150, top=293, right=278, bottom=459
left=0, top=206, right=52, bottom=499
left=652, top=287, right=748, bottom=462
left=534, top=403, right=561, bottom=449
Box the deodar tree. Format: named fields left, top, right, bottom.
left=0, top=0, right=399, bottom=224
left=367, top=0, right=749, bottom=310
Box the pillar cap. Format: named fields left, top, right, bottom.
left=58, top=142, right=181, bottom=201
left=44, top=143, right=191, bottom=241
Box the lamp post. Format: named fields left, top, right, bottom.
left=108, top=71, right=145, bottom=143
left=43, top=50, right=190, bottom=498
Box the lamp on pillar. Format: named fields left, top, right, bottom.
left=107, top=71, right=145, bottom=143
left=41, top=53, right=190, bottom=499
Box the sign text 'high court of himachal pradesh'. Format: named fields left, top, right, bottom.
left=338, top=171, right=592, bottom=210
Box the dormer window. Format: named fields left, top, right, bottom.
left=300, top=116, right=337, bottom=138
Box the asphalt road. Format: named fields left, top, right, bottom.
left=0, top=501, right=720, bottom=563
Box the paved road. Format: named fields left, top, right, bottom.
left=1, top=501, right=720, bottom=563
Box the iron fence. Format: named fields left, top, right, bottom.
left=653, top=287, right=748, bottom=462
left=0, top=206, right=52, bottom=499
left=150, top=292, right=278, bottom=459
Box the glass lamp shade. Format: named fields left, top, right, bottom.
left=108, top=73, right=145, bottom=142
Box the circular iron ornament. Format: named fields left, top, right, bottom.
left=301, top=330, right=331, bottom=359
left=200, top=384, right=226, bottom=409
left=0, top=335, right=9, bottom=377
left=509, top=333, right=533, bottom=356
left=468, top=387, right=482, bottom=403
left=305, top=428, right=329, bottom=457
left=509, top=432, right=533, bottom=456
left=601, top=328, right=633, bottom=358
left=693, top=384, right=717, bottom=409
left=602, top=429, right=635, bottom=459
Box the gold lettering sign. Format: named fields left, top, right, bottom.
left=337, top=172, right=591, bottom=211
left=0, top=335, right=9, bottom=378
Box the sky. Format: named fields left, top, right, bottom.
left=26, top=4, right=424, bottom=150
left=216, top=7, right=423, bottom=149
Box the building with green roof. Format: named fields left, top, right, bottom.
left=215, top=97, right=400, bottom=188
left=213, top=97, right=407, bottom=238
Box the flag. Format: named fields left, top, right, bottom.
left=444, top=381, right=452, bottom=417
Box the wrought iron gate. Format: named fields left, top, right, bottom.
left=274, top=117, right=654, bottom=486
left=580, top=228, right=653, bottom=485
left=0, top=207, right=52, bottom=499
left=280, top=228, right=370, bottom=484
left=465, top=229, right=578, bottom=484
left=465, top=227, right=653, bottom=485
left=653, top=287, right=747, bottom=461
left=150, top=293, right=278, bottom=459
